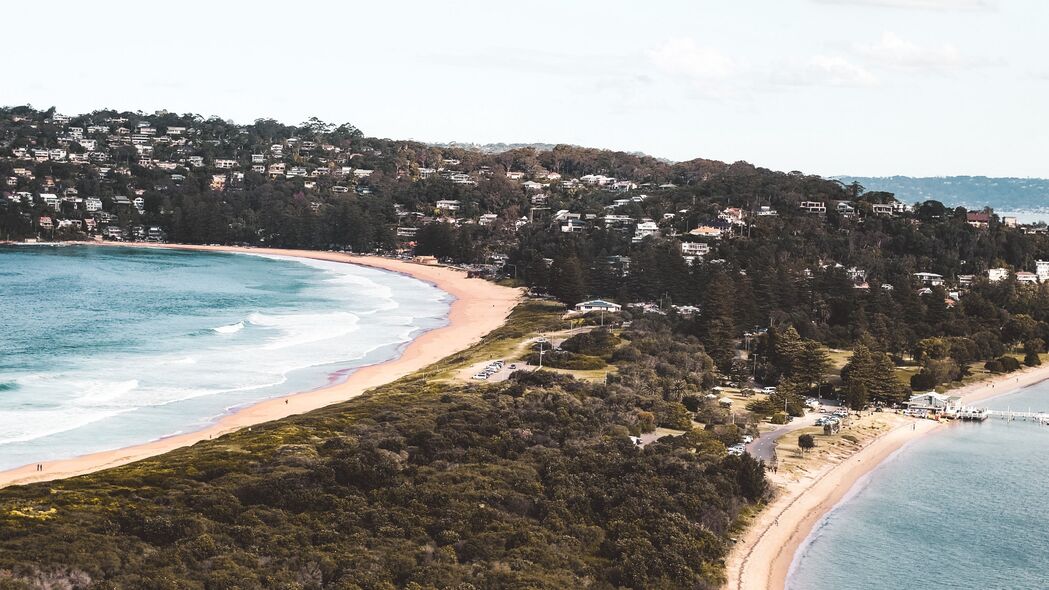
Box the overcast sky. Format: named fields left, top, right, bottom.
left=3, top=0, right=1045, bottom=177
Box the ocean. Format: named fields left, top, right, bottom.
left=0, top=245, right=451, bottom=471
left=788, top=381, right=1049, bottom=590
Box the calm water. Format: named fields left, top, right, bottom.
left=0, top=245, right=450, bottom=470
left=789, top=382, right=1049, bottom=590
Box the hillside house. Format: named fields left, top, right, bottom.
left=800, top=201, right=826, bottom=214
left=967, top=212, right=991, bottom=229
left=987, top=267, right=1008, bottom=282
left=914, top=272, right=944, bottom=287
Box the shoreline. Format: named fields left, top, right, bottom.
left=724, top=361, right=1049, bottom=590
left=0, top=243, right=522, bottom=489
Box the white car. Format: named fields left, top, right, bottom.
left=742, top=435, right=754, bottom=444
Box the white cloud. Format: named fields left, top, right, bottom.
left=814, top=0, right=996, bottom=9
left=774, top=55, right=879, bottom=87
left=647, top=38, right=736, bottom=80
left=855, top=32, right=963, bottom=69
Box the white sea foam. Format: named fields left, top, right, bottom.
left=0, top=248, right=453, bottom=470
left=213, top=321, right=245, bottom=334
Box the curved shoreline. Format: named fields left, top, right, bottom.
left=724, top=362, right=1049, bottom=590
left=0, top=244, right=522, bottom=489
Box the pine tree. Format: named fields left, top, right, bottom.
left=550, top=256, right=588, bottom=306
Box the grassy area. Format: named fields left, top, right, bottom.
left=774, top=413, right=903, bottom=479
left=427, top=300, right=567, bottom=380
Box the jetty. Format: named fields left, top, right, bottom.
left=984, top=409, right=1049, bottom=424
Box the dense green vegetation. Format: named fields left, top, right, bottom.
left=0, top=305, right=765, bottom=589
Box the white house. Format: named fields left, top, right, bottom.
left=914, top=272, right=944, bottom=287
left=680, top=242, right=710, bottom=257
left=574, top=299, right=622, bottom=313
left=1036, top=260, right=1049, bottom=282
left=435, top=200, right=461, bottom=213
left=987, top=267, right=1009, bottom=282
left=800, top=201, right=826, bottom=214
left=632, top=221, right=659, bottom=242
left=1016, top=271, right=1038, bottom=284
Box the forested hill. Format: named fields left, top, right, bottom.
left=835, top=176, right=1049, bottom=214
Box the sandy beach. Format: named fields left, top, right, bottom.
left=0, top=244, right=521, bottom=489
left=724, top=361, right=1049, bottom=590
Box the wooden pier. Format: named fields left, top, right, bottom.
left=984, top=409, right=1049, bottom=424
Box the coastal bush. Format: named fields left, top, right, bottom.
left=522, top=351, right=606, bottom=370
left=560, top=329, right=621, bottom=358
left=998, top=355, right=1022, bottom=372
left=984, top=359, right=1005, bottom=373
left=770, top=412, right=788, bottom=424
left=1024, top=352, right=1042, bottom=367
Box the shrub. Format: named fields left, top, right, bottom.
left=1025, top=352, right=1042, bottom=367
left=984, top=359, right=1004, bottom=373
left=998, top=356, right=1022, bottom=372
left=910, top=371, right=938, bottom=390
left=560, top=329, right=621, bottom=358
left=522, top=351, right=607, bottom=370
left=770, top=412, right=788, bottom=425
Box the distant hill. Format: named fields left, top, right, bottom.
left=834, top=176, right=1049, bottom=217
left=428, top=140, right=672, bottom=162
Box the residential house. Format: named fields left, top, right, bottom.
left=353, top=169, right=374, bottom=178
left=987, top=267, right=1009, bottom=282
left=755, top=206, right=778, bottom=216
left=1037, top=260, right=1049, bottom=282
left=914, top=272, right=944, bottom=287
left=561, top=218, right=588, bottom=233
left=479, top=213, right=498, bottom=227
left=680, top=241, right=710, bottom=257
left=574, top=299, right=622, bottom=314
left=39, top=193, right=59, bottom=208
left=967, top=212, right=991, bottom=229
left=435, top=199, right=461, bottom=213
left=689, top=225, right=723, bottom=239
left=800, top=201, right=826, bottom=214
left=38, top=216, right=53, bottom=230
left=632, top=221, right=659, bottom=243
left=871, top=203, right=894, bottom=216
left=521, top=181, right=544, bottom=191
left=1016, top=271, right=1038, bottom=284
left=214, top=159, right=237, bottom=169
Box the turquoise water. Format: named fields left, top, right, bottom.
left=0, top=245, right=451, bottom=471
left=789, top=382, right=1049, bottom=590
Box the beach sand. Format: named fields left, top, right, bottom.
left=724, top=362, right=1049, bottom=590
left=0, top=244, right=521, bottom=489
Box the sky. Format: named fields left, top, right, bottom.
left=2, top=0, right=1046, bottom=177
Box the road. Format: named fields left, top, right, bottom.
left=746, top=413, right=818, bottom=463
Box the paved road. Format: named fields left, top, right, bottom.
left=746, top=414, right=818, bottom=463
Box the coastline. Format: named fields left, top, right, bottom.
left=724, top=361, right=1049, bottom=590
left=0, top=243, right=522, bottom=489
